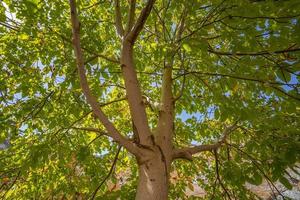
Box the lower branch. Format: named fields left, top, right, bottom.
left=91, top=146, right=122, bottom=199
left=172, top=122, right=238, bottom=160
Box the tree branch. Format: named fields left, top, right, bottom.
left=177, top=1, right=228, bottom=43
left=213, top=150, right=232, bottom=200
left=48, top=26, right=119, bottom=64
left=271, top=85, right=300, bottom=102
left=153, top=6, right=171, bottom=41
left=176, top=71, right=299, bottom=87
left=70, top=127, right=106, bottom=146
left=126, top=0, right=156, bottom=44
left=228, top=14, right=300, bottom=23
left=82, top=0, right=105, bottom=11
left=119, top=0, right=156, bottom=145
left=21, top=91, right=54, bottom=123
left=208, top=47, right=300, bottom=56
left=175, top=8, right=187, bottom=41
left=71, top=127, right=106, bottom=134
left=69, top=0, right=140, bottom=156
left=0, top=21, right=19, bottom=31
left=173, top=122, right=239, bottom=160
left=178, top=71, right=300, bottom=102
left=174, top=71, right=186, bottom=101
left=120, top=44, right=152, bottom=145
left=84, top=53, right=120, bottom=65
left=125, top=0, right=136, bottom=34
left=156, top=61, right=175, bottom=152
left=228, top=143, right=285, bottom=199
left=91, top=146, right=122, bottom=199
left=114, top=0, right=124, bottom=37
left=1, top=171, right=21, bottom=199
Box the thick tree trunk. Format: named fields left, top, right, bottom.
left=135, top=154, right=170, bottom=200
left=120, top=38, right=173, bottom=200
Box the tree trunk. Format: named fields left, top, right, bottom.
left=120, top=40, right=173, bottom=200
left=135, top=154, right=170, bottom=200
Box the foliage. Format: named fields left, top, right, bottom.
left=0, top=0, right=300, bottom=199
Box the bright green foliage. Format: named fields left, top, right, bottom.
left=0, top=0, right=300, bottom=199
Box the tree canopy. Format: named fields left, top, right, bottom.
left=0, top=0, right=300, bottom=199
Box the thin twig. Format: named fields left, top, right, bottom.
left=1, top=171, right=21, bottom=199
left=91, top=146, right=122, bottom=199
left=228, top=144, right=285, bottom=199
left=213, top=150, right=232, bottom=200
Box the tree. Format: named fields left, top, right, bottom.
left=0, top=0, right=299, bottom=199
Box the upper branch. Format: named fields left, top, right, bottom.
left=173, top=122, right=239, bottom=161
left=175, top=8, right=187, bottom=41
left=228, top=14, right=300, bottom=23
left=174, top=72, right=186, bottom=101
left=69, top=0, right=139, bottom=156
left=156, top=62, right=174, bottom=143
left=114, top=0, right=125, bottom=37
left=118, top=0, right=156, bottom=146
left=125, top=0, right=136, bottom=34
left=84, top=53, right=119, bottom=65
left=126, top=0, right=156, bottom=44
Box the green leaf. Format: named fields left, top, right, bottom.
left=77, top=146, right=90, bottom=162
left=182, top=43, right=192, bottom=52
left=1, top=0, right=299, bottom=198
left=276, top=69, right=291, bottom=82
left=247, top=172, right=263, bottom=186
left=279, top=176, right=293, bottom=190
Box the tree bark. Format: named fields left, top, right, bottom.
left=135, top=150, right=170, bottom=200
left=120, top=41, right=152, bottom=146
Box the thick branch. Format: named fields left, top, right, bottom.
left=69, top=0, right=139, bottom=156
left=155, top=61, right=175, bottom=165
left=114, top=0, right=124, bottom=37
left=173, top=122, right=239, bottom=160
left=156, top=64, right=174, bottom=142
left=120, top=42, right=152, bottom=146
left=125, top=0, right=136, bottom=34
left=119, top=1, right=156, bottom=146
left=126, top=0, right=156, bottom=44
